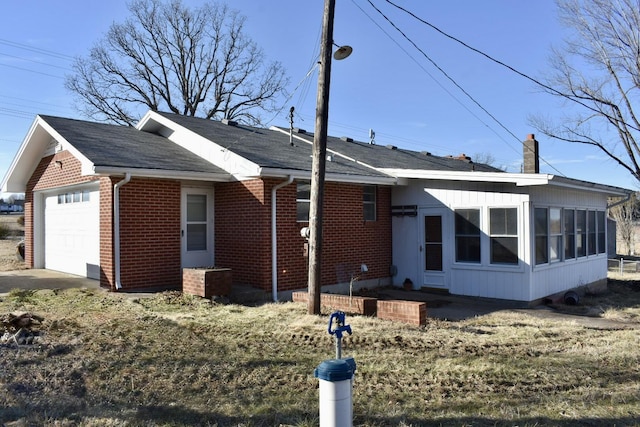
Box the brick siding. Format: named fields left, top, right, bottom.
left=117, top=178, right=182, bottom=291
left=215, top=179, right=392, bottom=293
left=24, top=153, right=392, bottom=295
left=291, top=291, right=377, bottom=316
left=376, top=300, right=427, bottom=326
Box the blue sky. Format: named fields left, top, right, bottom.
left=1, top=0, right=636, bottom=198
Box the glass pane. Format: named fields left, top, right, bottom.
left=536, top=236, right=548, bottom=264
left=297, top=201, right=310, bottom=222
left=576, top=210, right=586, bottom=257
left=588, top=211, right=596, bottom=255
left=363, top=203, right=376, bottom=221
left=597, top=211, right=606, bottom=254
left=425, top=216, right=442, bottom=244
left=491, top=237, right=518, bottom=264
left=534, top=208, right=547, bottom=236
left=456, top=236, right=481, bottom=263
left=550, top=208, right=561, bottom=234
left=187, top=195, right=207, bottom=222
left=187, top=224, right=207, bottom=251
left=297, top=182, right=311, bottom=200
left=425, top=244, right=443, bottom=271
left=455, top=209, right=480, bottom=235
left=576, top=210, right=586, bottom=233
left=363, top=186, right=376, bottom=202
left=565, top=232, right=576, bottom=259
left=425, top=216, right=443, bottom=271
left=550, top=236, right=562, bottom=261
left=490, top=208, right=517, bottom=235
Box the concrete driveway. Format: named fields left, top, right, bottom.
left=0, top=269, right=100, bottom=295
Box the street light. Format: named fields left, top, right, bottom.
left=308, top=0, right=352, bottom=315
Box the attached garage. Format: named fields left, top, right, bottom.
left=43, top=186, right=100, bottom=279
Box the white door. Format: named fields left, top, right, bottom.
left=420, top=208, right=449, bottom=289
left=181, top=187, right=214, bottom=268
left=44, top=187, right=100, bottom=279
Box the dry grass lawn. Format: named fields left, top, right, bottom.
left=1, top=213, right=640, bottom=426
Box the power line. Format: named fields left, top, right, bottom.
left=0, top=52, right=72, bottom=72
left=0, top=38, right=75, bottom=61
left=350, top=0, right=523, bottom=159
left=0, top=62, right=65, bottom=79
left=364, top=0, right=565, bottom=176
left=383, top=0, right=640, bottom=134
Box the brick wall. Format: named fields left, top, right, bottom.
left=24, top=152, right=100, bottom=269
left=215, top=178, right=392, bottom=293
left=117, top=178, right=181, bottom=290
left=377, top=300, right=427, bottom=326
left=292, top=291, right=377, bottom=316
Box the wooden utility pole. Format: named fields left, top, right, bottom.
left=308, top=0, right=335, bottom=315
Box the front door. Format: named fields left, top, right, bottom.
left=181, top=187, right=214, bottom=268
left=421, top=209, right=449, bottom=289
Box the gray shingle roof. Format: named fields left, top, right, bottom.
left=286, top=130, right=502, bottom=173
left=40, top=115, right=226, bottom=174
left=41, top=112, right=501, bottom=179
left=156, top=112, right=390, bottom=178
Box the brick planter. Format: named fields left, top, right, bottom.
left=183, top=268, right=232, bottom=298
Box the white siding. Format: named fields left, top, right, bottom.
left=392, top=179, right=610, bottom=302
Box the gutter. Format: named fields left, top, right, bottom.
left=607, top=192, right=633, bottom=210
left=114, top=173, right=132, bottom=290
left=271, top=175, right=294, bottom=302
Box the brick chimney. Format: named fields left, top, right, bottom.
left=523, top=134, right=539, bottom=173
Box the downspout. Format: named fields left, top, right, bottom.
left=271, top=175, right=294, bottom=302
left=114, top=173, right=131, bottom=290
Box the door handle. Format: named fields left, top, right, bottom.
left=181, top=230, right=184, bottom=237
left=419, top=245, right=423, bottom=252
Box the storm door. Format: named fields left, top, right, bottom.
left=181, top=187, right=214, bottom=268
left=421, top=208, right=449, bottom=289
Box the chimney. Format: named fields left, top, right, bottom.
left=523, top=134, right=539, bottom=173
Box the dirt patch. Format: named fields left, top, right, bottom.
left=0, top=214, right=26, bottom=272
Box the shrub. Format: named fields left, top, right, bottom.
left=0, top=223, right=9, bottom=239
left=17, top=215, right=24, bottom=226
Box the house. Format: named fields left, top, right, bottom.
left=1, top=111, right=630, bottom=303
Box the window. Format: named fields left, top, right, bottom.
left=57, top=190, right=90, bottom=204
left=576, top=210, right=587, bottom=257
left=587, top=210, right=596, bottom=255
left=455, top=209, right=480, bottom=263
left=296, top=181, right=311, bottom=222
left=534, top=208, right=548, bottom=265
left=489, top=208, right=518, bottom=264
left=597, top=211, right=606, bottom=254
left=363, top=185, right=376, bottom=221
left=537, top=207, right=603, bottom=264
left=424, top=215, right=443, bottom=271
left=564, top=209, right=575, bottom=259
left=549, top=208, right=562, bottom=262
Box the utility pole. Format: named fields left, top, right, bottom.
left=308, top=0, right=336, bottom=315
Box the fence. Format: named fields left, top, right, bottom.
left=608, top=258, right=640, bottom=274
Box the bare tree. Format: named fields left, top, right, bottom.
left=66, top=0, right=289, bottom=126
left=610, top=193, right=640, bottom=255
left=529, top=0, right=640, bottom=183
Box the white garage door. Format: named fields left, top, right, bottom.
left=44, top=188, right=100, bottom=279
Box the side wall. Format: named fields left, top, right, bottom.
left=24, top=151, right=101, bottom=269
left=528, top=186, right=609, bottom=301
left=393, top=180, right=531, bottom=301
left=392, top=179, right=611, bottom=302
left=215, top=178, right=392, bottom=294
left=116, top=178, right=182, bottom=291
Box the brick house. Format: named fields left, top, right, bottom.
left=1, top=111, right=631, bottom=303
